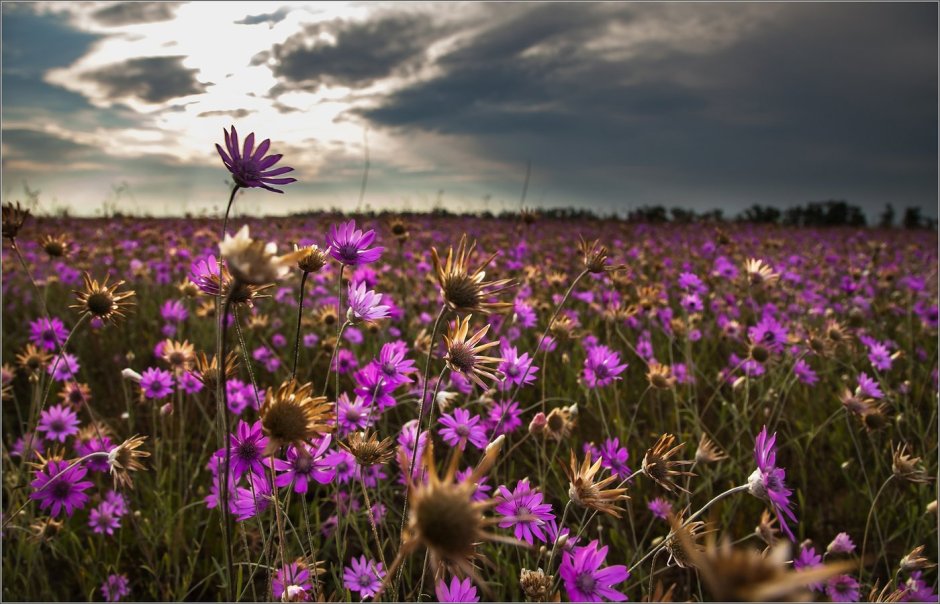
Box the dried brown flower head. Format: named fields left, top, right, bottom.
left=107, top=435, right=150, bottom=489
left=892, top=442, right=932, bottom=484
left=754, top=509, right=779, bottom=548
left=672, top=522, right=854, bottom=601
left=431, top=234, right=515, bottom=314
left=318, top=307, right=339, bottom=328
left=2, top=201, right=30, bottom=240
left=520, top=568, right=558, bottom=602
left=389, top=218, right=409, bottom=243
left=562, top=450, right=629, bottom=518
left=642, top=434, right=695, bottom=493
left=59, top=381, right=92, bottom=410
left=259, top=380, right=334, bottom=455
left=899, top=545, right=937, bottom=573
left=193, top=351, right=239, bottom=391
left=16, top=344, right=52, bottom=373
left=340, top=430, right=395, bottom=467
left=162, top=339, right=195, bottom=373
left=578, top=235, right=625, bottom=274
left=39, top=234, right=69, bottom=258
left=544, top=406, right=576, bottom=441
left=663, top=512, right=708, bottom=569
left=246, top=313, right=270, bottom=331
left=71, top=273, right=136, bottom=324
left=443, top=315, right=503, bottom=389
left=695, top=433, right=729, bottom=464
left=294, top=244, right=328, bottom=273
left=744, top=258, right=779, bottom=287
left=646, top=362, right=677, bottom=390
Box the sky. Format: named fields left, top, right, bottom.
left=1, top=1, right=937, bottom=219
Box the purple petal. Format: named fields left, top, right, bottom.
left=259, top=166, right=294, bottom=177
left=258, top=153, right=283, bottom=170
left=243, top=132, right=255, bottom=159
left=252, top=139, right=271, bottom=162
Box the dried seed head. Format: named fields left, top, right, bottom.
left=520, top=568, right=556, bottom=602
left=899, top=545, right=936, bottom=573
left=71, top=273, right=136, bottom=324
left=107, top=435, right=150, bottom=489
left=544, top=407, right=575, bottom=441
left=340, top=430, right=395, bottom=467
left=695, top=433, right=729, bottom=464
left=294, top=244, right=328, bottom=273
left=162, top=339, right=195, bottom=372
left=260, top=380, right=334, bottom=454
left=562, top=450, right=629, bottom=518
left=2, top=201, right=30, bottom=240
left=892, top=442, right=932, bottom=484
left=642, top=434, right=695, bottom=494
left=39, top=234, right=69, bottom=258
left=646, top=362, right=677, bottom=390
left=431, top=234, right=515, bottom=314
left=193, top=351, right=238, bottom=391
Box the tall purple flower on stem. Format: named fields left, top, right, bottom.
left=326, top=220, right=384, bottom=266
left=347, top=281, right=389, bottom=323
left=228, top=420, right=269, bottom=478
left=436, top=576, right=480, bottom=603
left=273, top=438, right=335, bottom=494
left=215, top=126, right=296, bottom=193
left=583, top=345, right=627, bottom=388
left=498, top=344, right=538, bottom=390
left=343, top=555, right=385, bottom=598
left=495, top=479, right=555, bottom=544
left=559, top=539, right=629, bottom=602
left=29, top=317, right=68, bottom=351
left=748, top=425, right=797, bottom=540
left=30, top=459, right=94, bottom=517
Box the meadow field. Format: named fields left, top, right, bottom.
left=2, top=166, right=938, bottom=601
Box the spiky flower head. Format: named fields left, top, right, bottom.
left=294, top=244, right=328, bottom=273
left=193, top=351, right=238, bottom=391
left=544, top=406, right=577, bottom=442
left=107, top=435, right=150, bottom=489
left=340, top=430, right=395, bottom=467
left=562, top=450, right=629, bottom=518
left=443, top=315, right=504, bottom=390
left=2, top=201, right=29, bottom=239
left=892, top=442, right=932, bottom=484
left=71, top=273, right=136, bottom=324
left=519, top=568, right=556, bottom=602
left=431, top=234, right=515, bottom=314
left=642, top=434, right=695, bottom=494
left=578, top=235, right=624, bottom=274
left=646, top=362, right=677, bottom=390
left=259, top=380, right=334, bottom=455
left=39, top=234, right=69, bottom=258
left=16, top=343, right=52, bottom=373
left=744, top=258, right=779, bottom=287
left=161, top=339, right=195, bottom=373
left=695, top=433, right=729, bottom=464
left=663, top=511, right=708, bottom=569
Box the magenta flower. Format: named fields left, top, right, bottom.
left=487, top=399, right=522, bottom=436
left=856, top=372, right=884, bottom=399
left=792, top=545, right=824, bottom=591
left=826, top=575, right=861, bottom=602
left=272, top=438, right=335, bottom=494
left=438, top=407, right=489, bottom=450
left=436, top=576, right=479, bottom=603
left=868, top=342, right=893, bottom=371
left=273, top=562, right=313, bottom=601
left=47, top=352, right=80, bottom=382
left=583, top=345, right=627, bottom=388
left=559, top=540, right=629, bottom=602
left=323, top=448, right=360, bottom=484
left=37, top=403, right=80, bottom=443
left=326, top=220, right=384, bottom=266
left=343, top=555, right=385, bottom=598
left=29, top=316, right=68, bottom=351
left=347, top=281, right=389, bottom=323
left=189, top=254, right=224, bottom=296
left=336, top=392, right=374, bottom=435
left=216, top=125, right=296, bottom=193
left=88, top=502, right=121, bottom=535
left=30, top=458, right=94, bottom=517
left=230, top=472, right=272, bottom=521
left=140, top=367, right=174, bottom=399
left=647, top=497, right=672, bottom=520
left=599, top=437, right=631, bottom=480
left=228, top=419, right=269, bottom=478
left=101, top=574, right=130, bottom=602
left=353, top=364, right=398, bottom=411
left=498, top=343, right=538, bottom=390
left=495, top=479, right=554, bottom=544
left=748, top=426, right=797, bottom=540
left=374, top=340, right=417, bottom=383
left=75, top=435, right=114, bottom=472
left=827, top=532, right=856, bottom=554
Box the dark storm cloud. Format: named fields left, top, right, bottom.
left=360, top=3, right=937, bottom=215
left=2, top=128, right=98, bottom=163
left=90, top=2, right=180, bottom=26
left=80, top=56, right=207, bottom=104
left=264, top=13, right=440, bottom=89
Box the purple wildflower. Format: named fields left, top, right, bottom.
left=324, top=448, right=360, bottom=484
left=827, top=532, right=856, bottom=555
left=826, top=575, right=861, bottom=602
left=857, top=373, right=884, bottom=399
left=273, top=438, right=335, bottom=494
left=748, top=425, right=797, bottom=540
left=75, top=436, right=114, bottom=472
left=327, top=220, right=384, bottom=266
left=336, top=393, right=374, bottom=435
left=374, top=341, right=417, bottom=383
left=559, top=540, right=630, bottom=602
left=436, top=576, right=479, bottom=603
left=343, top=556, right=385, bottom=598
left=273, top=562, right=313, bottom=601
left=88, top=502, right=121, bottom=535
left=599, top=437, right=631, bottom=480
left=101, top=574, right=130, bottom=602
left=347, top=282, right=389, bottom=323
left=495, top=479, right=554, bottom=544
left=216, top=125, right=296, bottom=193
left=189, top=254, right=224, bottom=296
left=37, top=404, right=80, bottom=443
left=868, top=342, right=894, bottom=371
left=498, top=343, right=538, bottom=390
left=140, top=367, right=174, bottom=399
left=583, top=345, right=627, bottom=388
left=487, top=399, right=523, bottom=436
left=792, top=545, right=824, bottom=591
left=647, top=497, right=672, bottom=520
left=230, top=472, right=272, bottom=521
left=439, top=408, right=489, bottom=450
left=228, top=420, right=269, bottom=478
left=47, top=352, right=80, bottom=382
left=29, top=316, right=68, bottom=351
left=30, top=458, right=94, bottom=517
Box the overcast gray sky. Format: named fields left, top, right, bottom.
left=2, top=2, right=937, bottom=218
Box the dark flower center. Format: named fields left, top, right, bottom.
left=86, top=292, right=114, bottom=316
left=575, top=572, right=597, bottom=595
left=337, top=243, right=359, bottom=263
left=50, top=479, right=71, bottom=500
left=50, top=419, right=66, bottom=433
left=237, top=441, right=259, bottom=461
left=506, top=364, right=520, bottom=377
left=293, top=454, right=313, bottom=474
left=455, top=425, right=470, bottom=437
left=594, top=364, right=609, bottom=379
left=447, top=344, right=476, bottom=373
left=358, top=574, right=373, bottom=588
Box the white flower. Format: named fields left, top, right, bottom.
left=219, top=225, right=292, bottom=285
